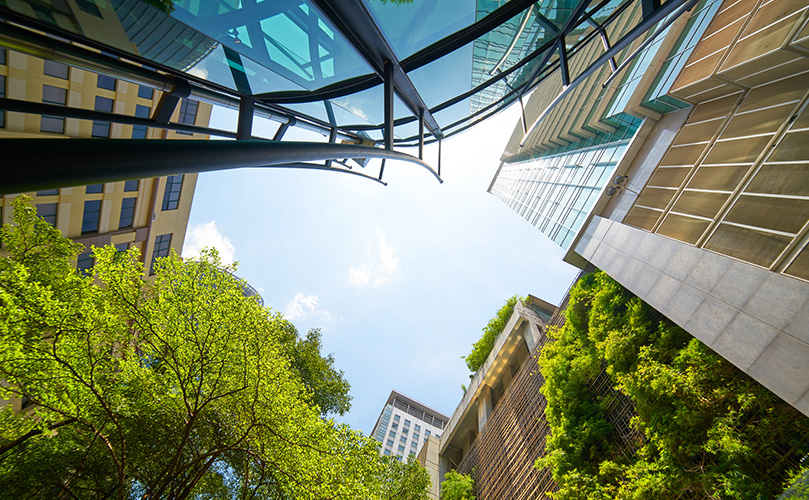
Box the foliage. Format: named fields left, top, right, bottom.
left=378, top=455, right=431, bottom=500
left=780, top=466, right=809, bottom=499
left=440, top=470, right=474, bottom=500
left=536, top=271, right=809, bottom=500
left=464, top=296, right=525, bottom=373
left=144, top=0, right=175, bottom=13
left=0, top=196, right=428, bottom=500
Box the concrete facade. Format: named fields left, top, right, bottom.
left=370, top=391, right=449, bottom=461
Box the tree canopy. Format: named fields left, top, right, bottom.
left=0, top=195, right=429, bottom=500
left=463, top=296, right=524, bottom=373
left=536, top=271, right=809, bottom=499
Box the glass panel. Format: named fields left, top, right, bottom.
left=363, top=0, right=477, bottom=59
left=171, top=0, right=372, bottom=92
left=409, top=41, right=473, bottom=108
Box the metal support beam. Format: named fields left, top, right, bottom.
left=558, top=40, right=570, bottom=88
left=0, top=97, right=237, bottom=138
left=641, top=0, right=662, bottom=18
left=384, top=60, right=395, bottom=151
left=152, top=77, right=191, bottom=124
left=237, top=98, right=255, bottom=140
left=379, top=159, right=386, bottom=181
left=418, top=108, right=425, bottom=160
left=311, top=0, right=444, bottom=139
left=326, top=127, right=337, bottom=166
left=438, top=139, right=442, bottom=178
left=520, top=0, right=693, bottom=147
left=0, top=140, right=442, bottom=194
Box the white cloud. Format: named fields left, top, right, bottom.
left=348, top=230, right=399, bottom=288
left=284, top=293, right=332, bottom=323
left=182, top=221, right=236, bottom=265
left=186, top=65, right=209, bottom=80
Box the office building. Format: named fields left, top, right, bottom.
left=370, top=390, right=448, bottom=461
left=0, top=43, right=211, bottom=277
left=489, top=0, right=809, bottom=417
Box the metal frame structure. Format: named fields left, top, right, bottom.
left=0, top=0, right=693, bottom=193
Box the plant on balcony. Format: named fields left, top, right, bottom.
left=464, top=295, right=526, bottom=374
left=440, top=470, right=475, bottom=500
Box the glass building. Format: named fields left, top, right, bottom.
left=0, top=0, right=697, bottom=193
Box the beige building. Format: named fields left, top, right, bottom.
left=0, top=45, right=211, bottom=276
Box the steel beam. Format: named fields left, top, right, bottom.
left=0, top=140, right=442, bottom=194
left=237, top=98, right=255, bottom=141
left=311, top=0, right=444, bottom=139
left=384, top=60, right=395, bottom=151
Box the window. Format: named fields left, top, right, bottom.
left=43, top=60, right=68, bottom=79
left=176, top=98, right=198, bottom=134
left=0, top=74, right=5, bottom=128
left=124, top=180, right=139, bottom=192
left=404, top=420, right=410, bottom=426
left=81, top=200, right=101, bottom=234
left=402, top=428, right=408, bottom=435
left=0, top=48, right=6, bottom=65
left=391, top=423, right=398, bottom=430
left=398, top=445, right=405, bottom=452
left=387, top=439, right=394, bottom=447
left=92, top=96, right=114, bottom=137
left=393, top=415, right=400, bottom=422
left=76, top=0, right=102, bottom=17
left=425, top=430, right=431, bottom=436
left=36, top=203, right=57, bottom=226
left=161, top=174, right=183, bottom=210
left=150, top=233, right=172, bottom=275
left=119, top=198, right=136, bottom=229
left=77, top=252, right=93, bottom=276
left=132, top=104, right=150, bottom=138
left=415, top=425, right=420, bottom=431
left=86, top=184, right=103, bottom=194
left=413, top=434, right=420, bottom=441
left=138, top=85, right=153, bottom=100
left=114, top=243, right=128, bottom=253
left=395, top=455, right=402, bottom=462
left=41, top=84, right=67, bottom=133
left=409, top=451, right=415, bottom=457
left=389, top=430, right=395, bottom=438
left=97, top=73, right=116, bottom=91
left=383, top=449, right=391, bottom=456
left=37, top=189, right=59, bottom=196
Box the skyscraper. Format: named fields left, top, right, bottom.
left=370, top=390, right=449, bottom=461
left=490, top=0, right=809, bottom=417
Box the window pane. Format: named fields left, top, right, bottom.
left=97, top=74, right=116, bottom=91
left=161, top=174, right=184, bottom=211
left=138, top=85, right=153, bottom=100
left=132, top=104, right=150, bottom=138
left=81, top=200, right=102, bottom=234
left=41, top=116, right=64, bottom=134
left=119, top=197, right=136, bottom=229
left=42, top=84, right=67, bottom=105
left=76, top=0, right=102, bottom=18
left=150, top=233, right=173, bottom=275
left=37, top=188, right=59, bottom=196
left=86, top=184, right=103, bottom=194
left=0, top=48, right=6, bottom=65
left=43, top=60, right=68, bottom=79
left=0, top=74, right=5, bottom=128
left=77, top=252, right=94, bottom=276
left=124, top=180, right=139, bottom=192
left=92, top=121, right=111, bottom=138
left=95, top=96, right=114, bottom=112
left=36, top=203, right=57, bottom=226
left=176, top=99, right=198, bottom=135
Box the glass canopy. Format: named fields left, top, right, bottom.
left=0, top=0, right=693, bottom=151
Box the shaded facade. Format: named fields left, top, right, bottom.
left=490, top=0, right=809, bottom=417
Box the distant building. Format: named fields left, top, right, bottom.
left=489, top=0, right=809, bottom=417
left=370, top=391, right=449, bottom=461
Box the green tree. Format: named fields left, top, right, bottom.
left=0, top=196, right=428, bottom=500
left=440, top=470, right=474, bottom=500
left=464, top=296, right=524, bottom=373
left=536, top=271, right=809, bottom=500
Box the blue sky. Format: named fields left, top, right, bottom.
left=182, top=103, right=579, bottom=434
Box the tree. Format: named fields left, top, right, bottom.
left=463, top=296, right=524, bottom=373
left=0, top=196, right=429, bottom=500
left=440, top=470, right=474, bottom=500
left=536, top=271, right=809, bottom=499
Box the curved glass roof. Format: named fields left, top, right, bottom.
left=0, top=0, right=691, bottom=148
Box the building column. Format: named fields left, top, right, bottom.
left=477, top=384, right=493, bottom=432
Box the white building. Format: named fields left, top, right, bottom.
left=371, top=391, right=449, bottom=460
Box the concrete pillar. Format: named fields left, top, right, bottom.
left=477, top=384, right=493, bottom=432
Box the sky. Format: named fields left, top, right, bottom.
left=181, top=103, right=579, bottom=435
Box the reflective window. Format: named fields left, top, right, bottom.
left=77, top=252, right=94, bottom=276
left=0, top=74, right=5, bottom=128
left=37, top=189, right=59, bottom=196
left=132, top=104, right=150, bottom=138
left=176, top=99, right=198, bottom=135
left=43, top=60, right=68, bottom=79
left=36, top=203, right=57, bottom=226
left=124, top=180, right=140, bottom=192
left=119, top=198, right=136, bottom=229
left=384, top=449, right=391, bottom=456
left=0, top=48, right=6, bottom=65
left=138, top=85, right=154, bottom=100
left=92, top=96, right=114, bottom=138
left=161, top=174, right=184, bottom=211
left=41, top=84, right=67, bottom=133
left=76, top=0, right=102, bottom=18
left=150, top=233, right=172, bottom=275
left=97, top=73, right=117, bottom=91
left=86, top=184, right=103, bottom=194
left=81, top=200, right=102, bottom=234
